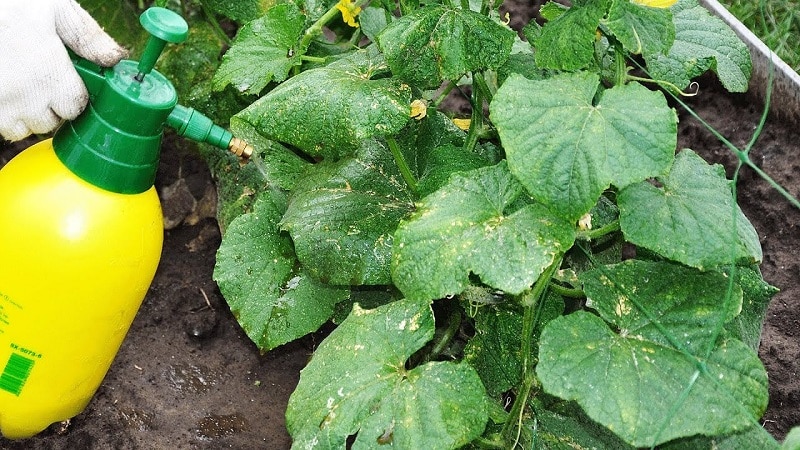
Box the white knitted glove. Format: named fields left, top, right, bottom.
left=0, top=0, right=127, bottom=141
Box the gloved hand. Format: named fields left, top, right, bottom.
left=0, top=0, right=127, bottom=142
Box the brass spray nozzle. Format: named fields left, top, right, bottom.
left=228, top=137, right=254, bottom=162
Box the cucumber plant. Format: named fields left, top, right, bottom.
left=87, top=0, right=796, bottom=447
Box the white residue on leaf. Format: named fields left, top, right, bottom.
left=304, top=436, right=319, bottom=449
left=352, top=304, right=368, bottom=316
left=285, top=275, right=301, bottom=290
left=398, top=312, right=422, bottom=331
left=408, top=312, right=422, bottom=331
left=615, top=295, right=632, bottom=316
left=322, top=410, right=336, bottom=427
left=325, top=238, right=343, bottom=251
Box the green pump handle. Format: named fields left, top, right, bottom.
left=55, top=7, right=251, bottom=195
left=135, top=6, right=188, bottom=81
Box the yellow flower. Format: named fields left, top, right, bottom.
left=578, top=213, right=592, bottom=231
left=336, top=0, right=361, bottom=28
left=452, top=118, right=471, bottom=131
left=631, top=0, right=677, bottom=8
left=410, top=99, right=427, bottom=120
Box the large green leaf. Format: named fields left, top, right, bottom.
left=724, top=265, right=778, bottom=351
left=492, top=72, right=676, bottom=221
left=537, top=260, right=768, bottom=447
left=395, top=111, right=494, bottom=197
left=533, top=0, right=611, bottom=70
left=392, top=162, right=575, bottom=301
left=359, top=6, right=392, bottom=43
left=644, top=0, right=752, bottom=92
left=228, top=117, right=310, bottom=192
left=287, top=298, right=487, bottom=449
left=463, top=306, right=523, bottom=397
left=214, top=192, right=349, bottom=351
left=200, top=117, right=309, bottom=232
left=619, top=149, right=762, bottom=269
left=281, top=141, right=415, bottom=286
left=235, top=47, right=412, bottom=160
left=603, top=0, right=674, bottom=57
left=464, top=293, right=563, bottom=397
left=297, top=0, right=332, bottom=24
left=202, top=0, right=272, bottom=22
left=158, top=18, right=245, bottom=125
left=582, top=261, right=744, bottom=355
left=662, top=423, right=780, bottom=450
left=783, top=427, right=800, bottom=450
left=416, top=143, right=495, bottom=198
left=212, top=3, right=305, bottom=95
left=534, top=402, right=636, bottom=449
left=376, top=5, right=515, bottom=88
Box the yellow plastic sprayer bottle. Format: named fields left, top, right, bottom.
left=0, top=8, right=251, bottom=439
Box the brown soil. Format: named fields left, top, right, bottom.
left=1, top=16, right=799, bottom=450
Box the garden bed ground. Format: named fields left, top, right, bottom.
left=1, top=18, right=799, bottom=450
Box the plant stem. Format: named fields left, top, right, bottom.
left=199, top=0, right=232, bottom=47
left=398, top=0, right=412, bottom=15
left=470, top=437, right=507, bottom=449
left=613, top=43, right=628, bottom=87
left=500, top=258, right=561, bottom=446
left=433, top=81, right=457, bottom=108
left=300, top=55, right=327, bottom=63
left=626, top=75, right=700, bottom=97
left=427, top=309, right=462, bottom=361
left=348, top=27, right=363, bottom=47
left=473, top=71, right=494, bottom=104
left=299, top=3, right=342, bottom=53
left=547, top=282, right=584, bottom=298
left=387, top=137, right=419, bottom=195
left=576, top=218, right=620, bottom=240
left=464, top=72, right=486, bottom=154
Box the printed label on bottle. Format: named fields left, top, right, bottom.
left=0, top=304, right=7, bottom=336
left=0, top=349, right=36, bottom=396
left=0, top=289, right=22, bottom=336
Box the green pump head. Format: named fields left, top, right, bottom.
left=53, top=7, right=252, bottom=195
